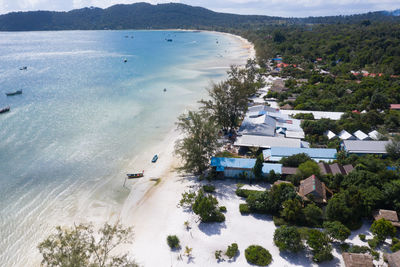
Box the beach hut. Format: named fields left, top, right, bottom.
left=319, top=162, right=353, bottom=176
left=353, top=130, right=370, bottom=140
left=298, top=175, right=331, bottom=203
left=373, top=209, right=400, bottom=227
left=385, top=250, right=400, bottom=267
left=342, top=253, right=373, bottom=267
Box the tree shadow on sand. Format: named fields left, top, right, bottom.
left=198, top=221, right=227, bottom=236
left=279, top=250, right=313, bottom=267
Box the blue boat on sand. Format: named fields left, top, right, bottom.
left=152, top=154, right=158, bottom=163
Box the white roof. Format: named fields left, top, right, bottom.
left=338, top=130, right=355, bottom=140
left=285, top=130, right=305, bottom=139
left=353, top=130, right=370, bottom=140
left=325, top=130, right=337, bottom=140
left=234, top=135, right=302, bottom=149
left=368, top=130, right=381, bottom=140
left=280, top=110, right=344, bottom=120
left=342, top=140, right=391, bottom=154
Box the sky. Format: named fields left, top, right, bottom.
left=0, top=0, right=400, bottom=17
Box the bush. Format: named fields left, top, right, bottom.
left=192, top=190, right=225, bottom=223
left=226, top=243, right=239, bottom=259
left=279, top=153, right=312, bottom=167
left=274, top=226, right=304, bottom=253
left=219, top=206, right=227, bottom=212
left=235, top=188, right=260, bottom=198
left=203, top=184, right=215, bottom=193
left=306, top=229, right=333, bottom=263
left=245, top=245, right=272, bottom=266
left=273, top=216, right=287, bottom=226
left=359, top=234, right=366, bottom=241
left=391, top=242, right=400, bottom=252
left=167, top=235, right=180, bottom=249
left=348, top=245, right=370, bottom=254
left=339, top=243, right=350, bottom=252
left=323, top=221, right=351, bottom=242
left=239, top=204, right=250, bottom=214
left=370, top=218, right=397, bottom=242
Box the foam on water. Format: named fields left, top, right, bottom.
left=0, top=30, right=249, bottom=266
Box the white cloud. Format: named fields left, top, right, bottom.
left=0, top=0, right=399, bottom=17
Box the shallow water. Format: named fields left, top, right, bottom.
left=0, top=30, right=249, bottom=266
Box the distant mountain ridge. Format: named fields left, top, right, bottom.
left=0, top=2, right=399, bottom=31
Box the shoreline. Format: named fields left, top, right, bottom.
left=118, top=31, right=255, bottom=223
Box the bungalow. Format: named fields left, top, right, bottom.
left=324, top=130, right=337, bottom=140
left=319, top=162, right=354, bottom=176
left=368, top=130, right=382, bottom=140
left=341, top=140, right=391, bottom=155
left=263, top=147, right=337, bottom=163
left=210, top=157, right=282, bottom=179
left=373, top=209, right=400, bottom=227
left=385, top=250, right=400, bottom=267
left=353, top=130, right=370, bottom=141
left=298, top=175, right=332, bottom=203
left=342, top=253, right=373, bottom=267
left=338, top=130, right=356, bottom=140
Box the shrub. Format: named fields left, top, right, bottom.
left=226, top=243, right=239, bottom=259
left=339, top=243, right=350, bottom=252
left=203, top=184, right=215, bottom=193
left=239, top=204, right=250, bottom=214
left=274, top=226, right=304, bottom=253
left=273, top=216, right=286, bottom=226
left=348, top=245, right=370, bottom=254
left=371, top=250, right=380, bottom=260
left=370, top=218, right=397, bottom=242
left=359, top=234, right=366, bottom=241
left=303, top=204, right=323, bottom=227
left=306, top=229, right=333, bottom=263
left=323, top=221, right=351, bottom=242
left=368, top=236, right=379, bottom=249
left=245, top=245, right=272, bottom=266
left=167, top=235, right=180, bottom=249
left=215, top=250, right=223, bottom=261
left=179, top=191, right=196, bottom=208
left=219, top=206, right=227, bottom=212
left=391, top=242, right=400, bottom=252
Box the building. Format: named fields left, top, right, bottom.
left=298, top=175, right=331, bottom=203
left=234, top=135, right=303, bottom=149
left=263, top=147, right=337, bottom=163
left=280, top=110, right=344, bottom=120
left=319, top=162, right=354, bottom=176
left=338, top=130, right=356, bottom=140
left=342, top=253, right=373, bottom=267
left=281, top=167, right=298, bottom=176
left=238, top=114, right=276, bottom=137
left=324, top=130, right=337, bottom=140
left=373, top=209, right=400, bottom=227
left=385, top=250, right=400, bottom=267
left=353, top=130, right=370, bottom=141
left=341, top=140, right=391, bottom=155
left=368, top=130, right=382, bottom=140
left=390, top=104, right=400, bottom=110
left=210, top=157, right=282, bottom=179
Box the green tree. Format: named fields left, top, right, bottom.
left=245, top=245, right=272, bottom=266
left=370, top=218, right=397, bottom=241
left=192, top=189, right=225, bottom=223
left=175, top=110, right=220, bottom=174
left=253, top=154, right=264, bottom=179
left=297, top=160, right=320, bottom=178
left=280, top=198, right=304, bottom=224
left=167, top=235, right=180, bottom=249
left=279, top=153, right=312, bottom=167
left=323, top=221, right=351, bottom=242
left=273, top=226, right=304, bottom=253
left=386, top=135, right=400, bottom=160
left=303, top=204, right=323, bottom=227
left=225, top=243, right=239, bottom=259
left=306, top=229, right=333, bottom=263
left=38, top=222, right=138, bottom=267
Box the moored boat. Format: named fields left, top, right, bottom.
left=127, top=171, right=144, bottom=179
left=19, top=66, right=27, bottom=70
left=152, top=154, right=158, bottom=163
left=6, top=90, right=22, bottom=96
left=0, top=106, right=10, bottom=114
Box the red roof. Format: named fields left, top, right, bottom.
left=391, top=104, right=400, bottom=110
left=352, top=110, right=361, bottom=114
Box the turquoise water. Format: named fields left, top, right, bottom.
left=0, top=30, right=249, bottom=266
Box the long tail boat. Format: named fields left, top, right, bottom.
left=127, top=171, right=144, bottom=179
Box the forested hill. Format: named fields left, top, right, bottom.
left=0, top=2, right=399, bottom=31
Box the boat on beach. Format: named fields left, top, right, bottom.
left=127, top=171, right=144, bottom=179
left=152, top=154, right=158, bottom=163
left=19, top=66, right=27, bottom=70
left=0, top=106, right=10, bottom=114
left=6, top=90, right=22, bottom=96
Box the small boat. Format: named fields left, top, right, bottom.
left=6, top=90, right=22, bottom=96
left=0, top=106, right=10, bottom=114
left=166, top=39, right=173, bottom=42
left=127, top=171, right=144, bottom=179
left=152, top=154, right=158, bottom=163
left=163, top=88, right=167, bottom=92
left=124, top=59, right=127, bottom=63
left=19, top=66, right=27, bottom=70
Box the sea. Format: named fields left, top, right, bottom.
left=0, top=30, right=250, bottom=266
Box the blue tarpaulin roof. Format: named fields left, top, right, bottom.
left=263, top=147, right=337, bottom=161
left=211, top=157, right=282, bottom=174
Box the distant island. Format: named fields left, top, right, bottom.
left=0, top=2, right=399, bottom=31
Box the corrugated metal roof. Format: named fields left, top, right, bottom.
left=324, top=130, right=337, bottom=140
left=368, top=130, right=381, bottom=140
left=338, top=130, right=355, bottom=140
left=285, top=130, right=305, bottom=139
left=234, top=135, right=302, bottom=149
left=342, top=140, right=391, bottom=154
left=353, top=130, right=370, bottom=140
left=210, top=157, right=282, bottom=174
left=238, top=115, right=276, bottom=137
left=263, top=147, right=337, bottom=161
left=280, top=110, right=344, bottom=120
